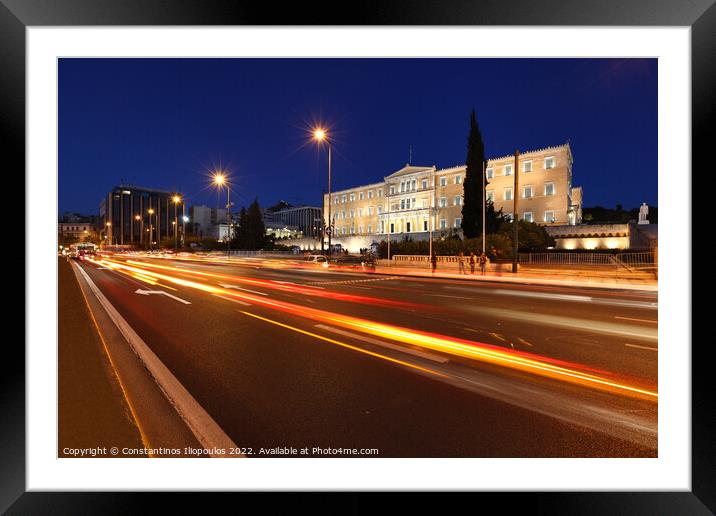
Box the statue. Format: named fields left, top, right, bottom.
left=638, top=202, right=649, bottom=224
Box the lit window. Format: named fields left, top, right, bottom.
left=486, top=168, right=494, bottom=179
left=440, top=176, right=447, bottom=186
left=342, top=195, right=347, bottom=203
left=359, top=192, right=364, bottom=200
left=454, top=218, right=462, bottom=227
left=544, top=211, right=555, bottom=222
left=440, top=219, right=447, bottom=229
left=523, top=212, right=533, bottom=223
left=390, top=186, right=396, bottom=195
left=421, top=179, right=428, bottom=189
left=454, top=195, right=462, bottom=206
left=368, top=191, right=373, bottom=199
left=349, top=193, right=355, bottom=202
left=504, top=164, right=513, bottom=176
left=378, top=189, right=383, bottom=197
left=439, top=197, right=447, bottom=208
left=545, top=182, right=555, bottom=196
left=523, top=161, right=532, bottom=173
left=504, top=188, right=513, bottom=201
left=523, top=186, right=533, bottom=199
left=455, top=175, right=462, bottom=184
left=545, top=157, right=555, bottom=169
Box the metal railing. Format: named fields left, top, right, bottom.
left=518, top=251, right=657, bottom=272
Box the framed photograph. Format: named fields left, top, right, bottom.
left=7, top=0, right=709, bottom=511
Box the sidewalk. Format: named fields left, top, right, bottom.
left=58, top=256, right=145, bottom=456
left=371, top=263, right=658, bottom=291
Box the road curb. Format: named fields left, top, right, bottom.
left=71, top=261, right=239, bottom=457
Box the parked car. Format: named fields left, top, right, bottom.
left=305, top=254, right=329, bottom=267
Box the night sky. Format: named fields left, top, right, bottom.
left=59, top=58, right=657, bottom=215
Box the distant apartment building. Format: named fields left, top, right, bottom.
left=58, top=222, right=97, bottom=243
left=189, top=205, right=230, bottom=240
left=100, top=185, right=185, bottom=245
left=323, top=143, right=582, bottom=239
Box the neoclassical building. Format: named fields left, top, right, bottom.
left=322, top=143, right=582, bottom=242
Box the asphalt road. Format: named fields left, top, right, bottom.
left=73, top=253, right=658, bottom=457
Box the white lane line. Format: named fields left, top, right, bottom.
left=72, top=262, right=239, bottom=456
left=212, top=294, right=252, bottom=306
left=314, top=324, right=449, bottom=364
left=491, top=288, right=657, bottom=310
left=616, top=316, right=658, bottom=324
left=135, top=289, right=191, bottom=305
left=625, top=343, right=658, bottom=351
left=218, top=283, right=269, bottom=296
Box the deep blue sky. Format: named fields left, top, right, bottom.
left=59, top=58, right=657, bottom=215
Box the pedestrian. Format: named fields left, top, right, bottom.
left=431, top=252, right=437, bottom=274
left=458, top=251, right=466, bottom=275
left=479, top=252, right=488, bottom=276
left=469, top=251, right=476, bottom=275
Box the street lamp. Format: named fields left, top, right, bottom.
left=172, top=195, right=181, bottom=252
left=135, top=214, right=142, bottom=246
left=213, top=173, right=231, bottom=258
left=313, top=128, right=332, bottom=255
left=148, top=208, right=155, bottom=251
left=106, top=221, right=112, bottom=246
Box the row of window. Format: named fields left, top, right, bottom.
left=489, top=182, right=556, bottom=201
left=334, top=188, right=384, bottom=204
left=486, top=156, right=555, bottom=179
left=336, top=209, right=558, bottom=235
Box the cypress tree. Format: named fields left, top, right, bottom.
left=246, top=198, right=267, bottom=250
left=461, top=109, right=487, bottom=238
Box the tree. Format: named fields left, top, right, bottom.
left=245, top=198, right=267, bottom=250
left=232, top=199, right=268, bottom=250
left=461, top=109, right=503, bottom=237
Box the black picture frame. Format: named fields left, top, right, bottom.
left=5, top=0, right=708, bottom=512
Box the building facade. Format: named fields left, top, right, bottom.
left=189, top=205, right=231, bottom=240
left=58, top=222, right=97, bottom=244
left=265, top=205, right=323, bottom=238
left=322, top=143, right=582, bottom=241
left=100, top=186, right=185, bottom=246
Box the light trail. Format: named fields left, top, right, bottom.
left=240, top=311, right=448, bottom=378
left=92, top=256, right=658, bottom=400
left=120, top=258, right=420, bottom=309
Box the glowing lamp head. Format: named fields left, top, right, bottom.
left=148, top=208, right=154, bottom=215
left=173, top=195, right=181, bottom=203
left=214, top=174, right=226, bottom=186
left=313, top=128, right=327, bottom=142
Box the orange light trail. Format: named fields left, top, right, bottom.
left=122, top=258, right=418, bottom=309
left=93, top=257, right=657, bottom=400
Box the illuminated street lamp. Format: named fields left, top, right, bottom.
left=135, top=214, right=142, bottom=246
left=313, top=128, right=332, bottom=255
left=148, top=208, right=155, bottom=251
left=105, top=221, right=112, bottom=246
left=213, top=173, right=231, bottom=258
left=172, top=195, right=181, bottom=252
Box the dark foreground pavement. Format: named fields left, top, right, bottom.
left=58, top=256, right=144, bottom=457
left=59, top=254, right=658, bottom=457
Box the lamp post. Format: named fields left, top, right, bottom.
left=105, top=221, right=112, bottom=246
left=172, top=195, right=181, bottom=252
left=148, top=208, right=154, bottom=252
left=135, top=214, right=142, bottom=247
left=512, top=150, right=520, bottom=273
left=213, top=174, right=230, bottom=258
left=482, top=160, right=486, bottom=254
left=313, top=128, right=332, bottom=255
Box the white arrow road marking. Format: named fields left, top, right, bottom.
left=218, top=283, right=269, bottom=296
left=135, top=289, right=191, bottom=304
